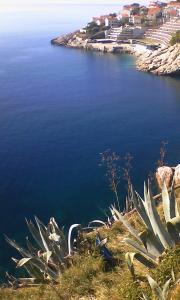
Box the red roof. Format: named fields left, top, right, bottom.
left=121, top=13, right=130, bottom=18
left=168, top=8, right=179, bottom=15
left=168, top=1, right=180, bottom=7
left=133, top=15, right=142, bottom=18
left=148, top=7, right=161, bottom=15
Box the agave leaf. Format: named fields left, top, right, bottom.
left=51, top=243, right=66, bottom=265
left=110, top=208, right=118, bottom=222
left=35, top=216, right=52, bottom=253
left=111, top=206, right=141, bottom=242
left=24, top=261, right=45, bottom=279
left=42, top=251, right=52, bottom=263
left=125, top=252, right=135, bottom=277
left=49, top=218, right=60, bottom=233
left=162, top=278, right=171, bottom=299
left=145, top=182, right=173, bottom=249
left=168, top=216, right=180, bottom=230
left=26, top=219, right=44, bottom=250
left=13, top=257, right=44, bottom=279
left=18, top=278, right=37, bottom=284
left=68, top=224, right=80, bottom=256
left=141, top=293, right=151, bottom=300
left=26, top=237, right=38, bottom=255
left=12, top=257, right=18, bottom=264
left=124, top=238, right=157, bottom=262
left=139, top=230, right=164, bottom=258
left=49, top=219, right=68, bottom=256
left=5, top=235, right=31, bottom=257
left=171, top=268, right=175, bottom=283
left=99, top=238, right=108, bottom=248
left=134, top=252, right=156, bottom=268
left=88, top=220, right=106, bottom=227
left=35, top=217, right=47, bottom=231
left=5, top=272, right=19, bottom=288
left=17, top=258, right=32, bottom=268
left=135, top=193, right=153, bottom=231
left=147, top=275, right=163, bottom=300
left=30, top=257, right=59, bottom=281
left=166, top=216, right=180, bottom=244
left=131, top=185, right=153, bottom=232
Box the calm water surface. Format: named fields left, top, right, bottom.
left=0, top=3, right=180, bottom=276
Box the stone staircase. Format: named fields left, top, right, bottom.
left=145, top=17, right=180, bottom=45
left=106, top=27, right=123, bottom=40
left=106, top=26, right=144, bottom=40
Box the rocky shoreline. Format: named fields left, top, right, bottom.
left=51, top=34, right=180, bottom=76
left=51, top=35, right=135, bottom=55
left=137, top=43, right=180, bottom=76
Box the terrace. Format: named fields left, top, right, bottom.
left=145, top=17, right=180, bottom=45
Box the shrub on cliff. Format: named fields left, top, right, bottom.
left=85, top=22, right=106, bottom=39
left=91, top=31, right=105, bottom=40
left=170, top=31, right=180, bottom=45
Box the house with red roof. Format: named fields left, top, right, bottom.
left=130, top=15, right=143, bottom=25
left=148, top=6, right=162, bottom=20
left=92, top=14, right=119, bottom=27
left=168, top=1, right=180, bottom=8
left=163, top=1, right=180, bottom=18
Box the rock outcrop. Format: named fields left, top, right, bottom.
left=51, top=33, right=135, bottom=54
left=137, top=43, right=180, bottom=76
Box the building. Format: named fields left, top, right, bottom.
left=148, top=7, right=162, bottom=20
left=130, top=15, right=143, bottom=25
left=148, top=1, right=166, bottom=8
left=118, top=9, right=131, bottom=23
left=163, top=1, right=180, bottom=18
left=92, top=15, right=119, bottom=27
left=105, top=25, right=145, bottom=40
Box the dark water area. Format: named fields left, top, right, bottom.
left=0, top=3, right=180, bottom=277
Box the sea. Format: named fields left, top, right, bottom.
left=0, top=2, right=180, bottom=277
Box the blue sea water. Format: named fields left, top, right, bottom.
left=0, top=2, right=180, bottom=276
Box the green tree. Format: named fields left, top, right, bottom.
left=170, top=31, right=180, bottom=45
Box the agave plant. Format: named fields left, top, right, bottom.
left=110, top=181, right=180, bottom=267
left=5, top=217, right=81, bottom=285
left=142, top=276, right=171, bottom=300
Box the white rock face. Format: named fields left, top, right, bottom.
left=156, top=166, right=174, bottom=189
left=137, top=44, right=180, bottom=76
left=174, top=165, right=180, bottom=185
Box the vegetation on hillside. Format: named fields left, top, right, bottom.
left=84, top=22, right=106, bottom=40
left=170, top=30, right=180, bottom=45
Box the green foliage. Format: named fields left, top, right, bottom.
left=170, top=31, right=180, bottom=46
left=114, top=273, right=142, bottom=300
left=90, top=31, right=105, bottom=40
left=151, top=247, right=180, bottom=286
left=57, top=254, right=104, bottom=298
left=85, top=22, right=105, bottom=39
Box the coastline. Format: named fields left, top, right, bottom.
left=51, top=34, right=180, bottom=76
left=51, top=36, right=136, bottom=55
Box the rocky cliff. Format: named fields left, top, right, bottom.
left=51, top=34, right=134, bottom=54
left=137, top=43, right=180, bottom=76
